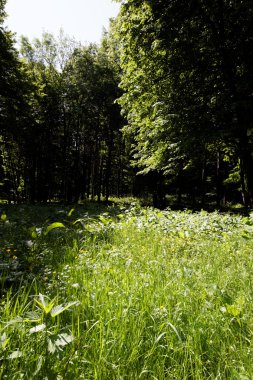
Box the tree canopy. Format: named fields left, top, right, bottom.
left=113, top=0, right=253, bottom=206
left=0, top=0, right=253, bottom=207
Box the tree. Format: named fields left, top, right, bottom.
left=0, top=0, right=30, bottom=201
left=18, top=32, right=129, bottom=203
left=62, top=43, right=128, bottom=202
left=114, top=0, right=253, bottom=206
left=0, top=0, right=131, bottom=204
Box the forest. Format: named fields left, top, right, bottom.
left=1, top=0, right=253, bottom=208
left=1, top=1, right=253, bottom=379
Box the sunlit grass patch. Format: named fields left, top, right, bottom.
left=0, top=203, right=253, bottom=378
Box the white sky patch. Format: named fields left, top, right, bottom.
left=5, top=0, right=120, bottom=44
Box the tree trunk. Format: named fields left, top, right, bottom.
left=201, top=157, right=207, bottom=207
left=105, top=134, right=113, bottom=202
left=238, top=134, right=253, bottom=207
left=216, top=150, right=224, bottom=208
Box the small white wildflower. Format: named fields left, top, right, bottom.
left=26, top=240, right=33, bottom=248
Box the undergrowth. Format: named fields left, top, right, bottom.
left=0, top=201, right=253, bottom=379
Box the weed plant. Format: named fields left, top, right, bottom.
left=0, top=201, right=253, bottom=379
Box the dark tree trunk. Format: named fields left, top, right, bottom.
left=105, top=134, right=113, bottom=202
left=201, top=157, right=207, bottom=207
left=216, top=150, right=224, bottom=208
left=238, top=133, right=253, bottom=207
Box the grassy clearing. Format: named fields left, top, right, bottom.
left=0, top=201, right=253, bottom=379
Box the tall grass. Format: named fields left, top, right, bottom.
left=0, top=202, right=253, bottom=379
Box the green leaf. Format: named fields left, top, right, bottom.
left=34, top=355, right=44, bottom=376
left=226, top=304, right=241, bottom=317
left=47, top=333, right=74, bottom=353
left=29, top=226, right=38, bottom=238
left=31, top=231, right=38, bottom=238
left=44, top=222, right=65, bottom=235
left=1, top=333, right=10, bottom=349
left=47, top=337, right=56, bottom=354
left=50, top=301, right=79, bottom=317
left=155, top=332, right=167, bottom=344
left=73, top=218, right=84, bottom=226
left=167, top=321, right=182, bottom=341
left=6, top=317, right=24, bottom=325
left=35, top=293, right=55, bottom=314
left=29, top=324, right=46, bottom=334
left=50, top=304, right=65, bottom=317
left=55, top=333, right=74, bottom=347
left=67, top=208, right=75, bottom=217
left=178, top=230, right=185, bottom=238
left=99, top=216, right=111, bottom=225
left=8, top=350, right=22, bottom=359
left=38, top=293, right=47, bottom=307
left=24, top=311, right=41, bottom=322
left=242, top=231, right=251, bottom=239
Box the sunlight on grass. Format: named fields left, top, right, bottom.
left=0, top=203, right=253, bottom=379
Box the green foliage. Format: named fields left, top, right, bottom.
left=2, top=0, right=253, bottom=206
left=0, top=203, right=253, bottom=378
left=1, top=290, right=78, bottom=376
left=44, top=222, right=65, bottom=235
left=12, top=31, right=129, bottom=203
left=1, top=213, right=7, bottom=221
left=113, top=0, right=253, bottom=206
left=1, top=0, right=130, bottom=204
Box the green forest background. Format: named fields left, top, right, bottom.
left=1, top=0, right=253, bottom=208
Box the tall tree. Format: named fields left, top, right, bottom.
left=114, top=0, right=253, bottom=206
left=0, top=0, right=29, bottom=201
left=18, top=32, right=129, bottom=202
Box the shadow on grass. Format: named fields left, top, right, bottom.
left=0, top=200, right=128, bottom=295
left=166, top=202, right=251, bottom=215
left=0, top=198, right=250, bottom=294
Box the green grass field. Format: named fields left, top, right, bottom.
left=0, top=201, right=253, bottom=379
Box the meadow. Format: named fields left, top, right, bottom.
left=0, top=200, right=253, bottom=379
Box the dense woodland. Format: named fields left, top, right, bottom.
left=1, top=0, right=253, bottom=207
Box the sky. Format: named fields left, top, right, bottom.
left=5, top=0, right=121, bottom=44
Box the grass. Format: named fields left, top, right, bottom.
left=0, top=200, right=253, bottom=379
